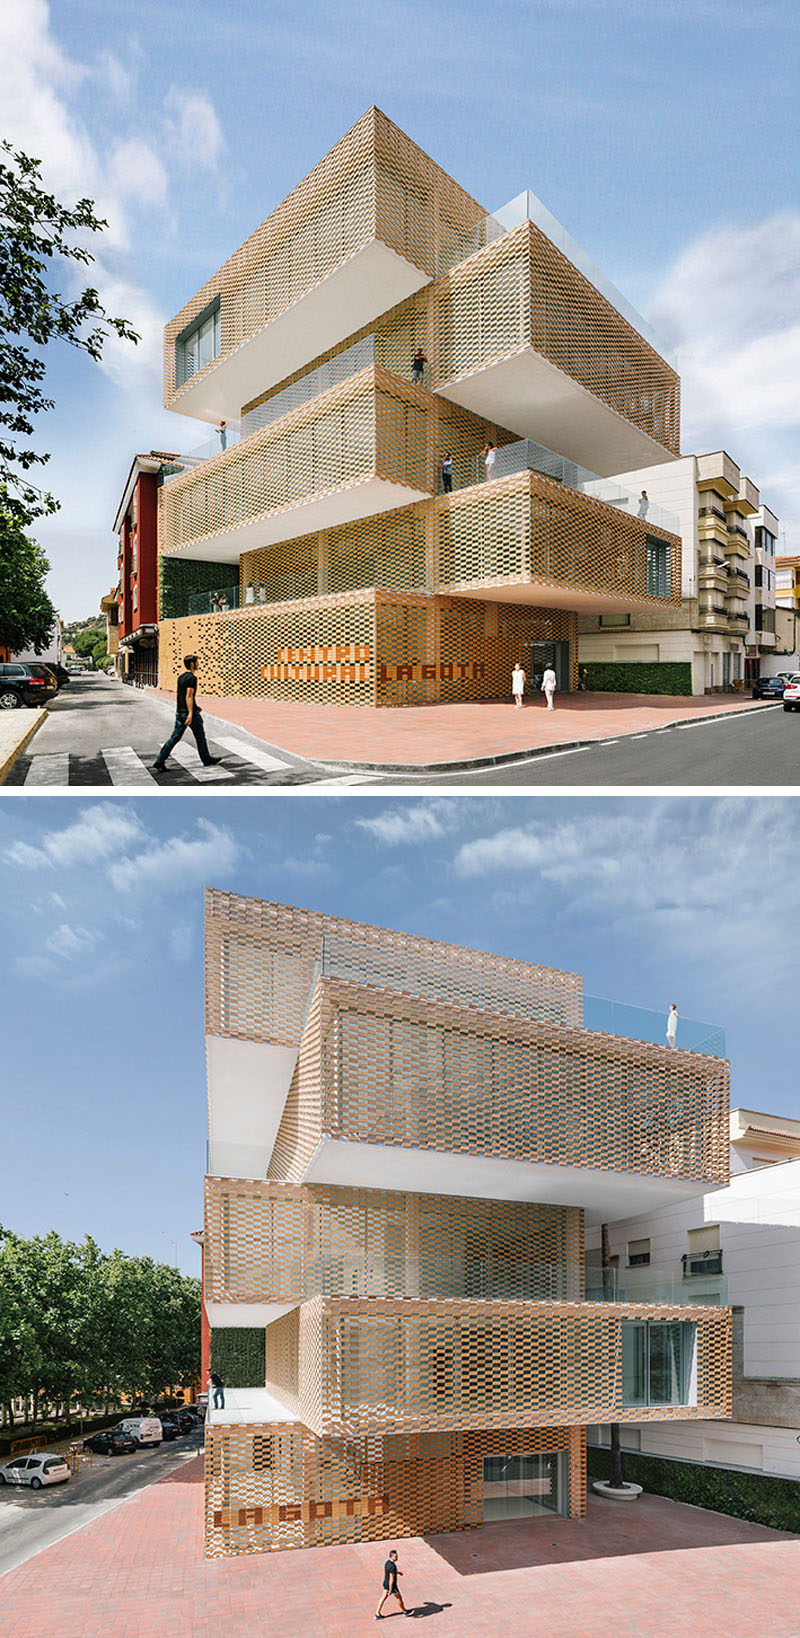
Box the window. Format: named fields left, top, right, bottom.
left=627, top=1238, right=650, bottom=1267
left=683, top=1223, right=722, bottom=1276
left=622, top=1320, right=696, bottom=1407
left=646, top=535, right=670, bottom=598
left=176, top=298, right=221, bottom=387
left=599, top=614, right=631, bottom=627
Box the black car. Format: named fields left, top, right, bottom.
left=83, top=1429, right=137, bottom=1457
left=42, top=661, right=70, bottom=688
left=0, top=661, right=58, bottom=709
left=752, top=675, right=790, bottom=700
left=157, top=1416, right=179, bottom=1441
left=171, top=1410, right=196, bottom=1433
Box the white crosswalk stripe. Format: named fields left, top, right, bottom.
left=168, top=742, right=235, bottom=781
left=24, top=753, right=70, bottom=785
left=101, top=746, right=157, bottom=786
left=212, top=736, right=295, bottom=774
left=307, top=773, right=379, bottom=787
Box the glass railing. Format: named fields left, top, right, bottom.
left=463, top=436, right=680, bottom=536
left=303, top=1255, right=726, bottom=1306
left=188, top=584, right=241, bottom=615
left=436, top=191, right=675, bottom=368
left=582, top=995, right=725, bottom=1057
left=240, top=336, right=374, bottom=439
left=162, top=425, right=242, bottom=481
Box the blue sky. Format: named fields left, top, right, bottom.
left=2, top=0, right=799, bottom=618
left=1, top=791, right=797, bottom=1274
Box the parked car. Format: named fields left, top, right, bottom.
left=0, top=661, right=57, bottom=709
left=0, top=1452, right=71, bottom=1488
left=173, top=1410, right=197, bottom=1433
left=115, top=1416, right=163, bottom=1447
left=82, top=1429, right=137, bottom=1457
left=42, top=661, right=71, bottom=688
left=156, top=1416, right=179, bottom=1441
left=782, top=675, right=800, bottom=711
left=752, top=675, right=790, bottom=700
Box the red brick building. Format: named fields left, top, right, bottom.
left=112, top=452, right=178, bottom=685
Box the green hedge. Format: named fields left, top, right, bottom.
left=588, top=1444, right=800, bottom=1532
left=211, top=1328, right=266, bottom=1388
left=0, top=1411, right=119, bottom=1459
left=583, top=661, right=693, bottom=696
left=159, top=556, right=232, bottom=621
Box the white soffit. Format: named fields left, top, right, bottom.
left=302, top=1137, right=720, bottom=1225
left=169, top=240, right=431, bottom=424
left=161, top=478, right=429, bottom=564
left=439, top=349, right=674, bottom=478
left=205, top=1301, right=298, bottom=1328
left=440, top=579, right=672, bottom=614
left=206, top=1034, right=297, bottom=1179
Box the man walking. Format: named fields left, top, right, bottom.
left=153, top=655, right=221, bottom=771
left=375, top=1550, right=413, bottom=1618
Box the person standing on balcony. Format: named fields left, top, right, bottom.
left=541, top=663, right=557, bottom=710
left=666, top=1003, right=679, bottom=1048
left=483, top=442, right=496, bottom=481
left=411, top=347, right=427, bottom=385
left=512, top=662, right=526, bottom=708
left=218, top=421, right=227, bottom=451
left=153, top=655, right=221, bottom=771
left=638, top=489, right=649, bottom=518
left=208, top=1370, right=225, bottom=1411
left=375, top=1550, right=413, bottom=1619
left=441, top=453, right=454, bottom=494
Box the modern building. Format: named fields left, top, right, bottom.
left=112, top=452, right=179, bottom=685
left=201, top=888, right=732, bottom=1557
left=589, top=1108, right=800, bottom=1481
left=776, top=552, right=800, bottom=615
left=157, top=109, right=685, bottom=708
left=579, top=452, right=779, bottom=694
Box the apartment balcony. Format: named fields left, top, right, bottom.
left=431, top=222, right=680, bottom=476
left=265, top=974, right=729, bottom=1219
left=262, top=1295, right=731, bottom=1438
left=158, top=366, right=432, bottom=564
left=737, top=475, right=760, bottom=516
left=696, top=451, right=740, bottom=498
left=164, top=109, right=486, bottom=422
left=434, top=462, right=681, bottom=614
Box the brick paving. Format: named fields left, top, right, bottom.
left=3, top=1452, right=798, bottom=1637
left=150, top=687, right=769, bottom=770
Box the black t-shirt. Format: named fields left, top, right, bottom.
left=383, top=1560, right=397, bottom=1590
left=177, top=670, right=199, bottom=714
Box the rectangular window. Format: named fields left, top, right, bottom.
left=176, top=297, right=221, bottom=387
left=646, top=535, right=670, bottom=598
left=599, top=613, right=631, bottom=628
left=627, top=1237, right=650, bottom=1267
left=621, top=1320, right=696, bottom=1407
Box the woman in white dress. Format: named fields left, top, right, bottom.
left=666, top=1003, right=679, bottom=1048
left=541, top=665, right=557, bottom=710
left=511, top=662, right=526, bottom=708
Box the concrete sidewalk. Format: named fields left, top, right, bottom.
left=0, top=707, right=47, bottom=783
left=149, top=687, right=774, bottom=773
left=1, top=1451, right=797, bottom=1637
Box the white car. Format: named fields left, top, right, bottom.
left=0, top=1452, right=71, bottom=1489
left=782, top=674, right=800, bottom=711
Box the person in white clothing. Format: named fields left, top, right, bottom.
left=511, top=663, right=526, bottom=708
left=483, top=442, right=496, bottom=481
left=666, top=1003, right=678, bottom=1047
left=541, top=665, right=557, bottom=709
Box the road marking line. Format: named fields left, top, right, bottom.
left=101, top=746, right=157, bottom=786
left=309, top=773, right=379, bottom=787
left=213, top=737, right=295, bottom=773
left=24, top=753, right=69, bottom=785
left=169, top=743, right=234, bottom=781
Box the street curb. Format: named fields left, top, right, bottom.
left=0, top=709, right=47, bottom=785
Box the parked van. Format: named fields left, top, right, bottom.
left=115, top=1417, right=163, bottom=1447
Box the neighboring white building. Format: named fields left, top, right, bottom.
left=588, top=1107, right=800, bottom=1480
left=14, top=613, right=64, bottom=669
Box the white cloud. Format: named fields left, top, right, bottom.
left=108, top=817, right=240, bottom=894
left=4, top=802, right=145, bottom=870
left=107, top=138, right=169, bottom=209
left=649, top=214, right=800, bottom=543
left=45, top=923, right=99, bottom=957
left=164, top=86, right=223, bottom=169
left=355, top=801, right=458, bottom=847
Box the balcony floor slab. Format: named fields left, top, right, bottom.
left=206, top=1387, right=299, bottom=1426
left=161, top=477, right=429, bottom=563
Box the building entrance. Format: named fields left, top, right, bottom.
left=482, top=1451, right=567, bottom=1520
left=529, top=640, right=570, bottom=694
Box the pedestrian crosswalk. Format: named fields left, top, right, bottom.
left=13, top=738, right=378, bottom=789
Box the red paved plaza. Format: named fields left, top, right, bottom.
left=4, top=1453, right=798, bottom=1637
left=151, top=687, right=769, bottom=769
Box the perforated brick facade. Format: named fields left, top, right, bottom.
left=201, top=892, right=731, bottom=1557
left=161, top=111, right=682, bottom=707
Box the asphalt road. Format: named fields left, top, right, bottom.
left=0, top=1427, right=203, bottom=1577
left=3, top=674, right=375, bottom=789
left=396, top=701, right=798, bottom=786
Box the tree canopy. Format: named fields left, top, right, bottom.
left=0, top=504, right=57, bottom=653
left=0, top=141, right=138, bottom=529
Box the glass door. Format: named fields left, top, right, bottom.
left=482, top=1451, right=567, bottom=1519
